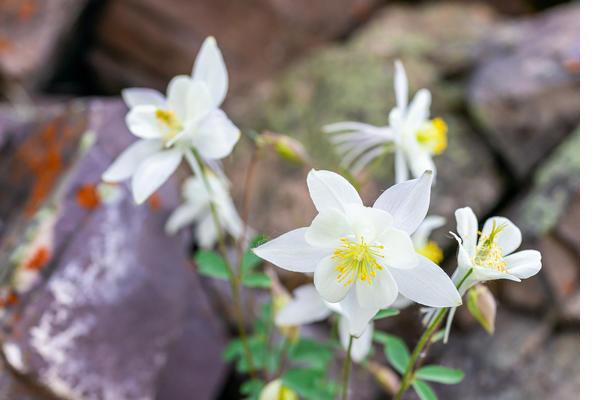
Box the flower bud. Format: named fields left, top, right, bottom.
left=256, top=131, right=309, bottom=165
left=259, top=379, right=298, bottom=400
left=367, top=361, right=400, bottom=395
left=467, top=284, right=496, bottom=334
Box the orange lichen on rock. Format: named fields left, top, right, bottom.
left=0, top=36, right=12, bottom=54
left=148, top=193, right=162, bottom=211
left=26, top=246, right=50, bottom=270
left=18, top=0, right=37, bottom=21
left=76, top=183, right=101, bottom=210
left=0, top=292, right=19, bottom=308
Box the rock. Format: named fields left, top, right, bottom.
left=90, top=0, right=384, bottom=94
left=229, top=3, right=505, bottom=250
left=430, top=310, right=579, bottom=399
left=556, top=190, right=580, bottom=252
left=0, top=0, right=88, bottom=90
left=0, top=99, right=228, bottom=400
left=468, top=3, right=580, bottom=178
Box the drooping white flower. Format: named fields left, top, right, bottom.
left=165, top=172, right=243, bottom=248
left=324, top=61, right=447, bottom=183
left=103, top=37, right=240, bottom=203
left=436, top=206, right=542, bottom=342
left=253, top=169, right=461, bottom=336
left=276, top=284, right=374, bottom=362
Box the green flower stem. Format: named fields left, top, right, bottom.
left=394, top=268, right=474, bottom=400
left=190, top=149, right=257, bottom=378
left=341, top=335, right=354, bottom=400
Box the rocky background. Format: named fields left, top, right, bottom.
left=0, top=0, right=579, bottom=399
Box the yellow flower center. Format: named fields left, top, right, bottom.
left=416, top=117, right=447, bottom=155
left=155, top=109, right=183, bottom=143
left=333, top=237, right=384, bottom=286
left=417, top=240, right=444, bottom=264
left=473, top=221, right=507, bottom=272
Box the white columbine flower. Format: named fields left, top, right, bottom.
left=412, top=215, right=446, bottom=264
left=102, top=36, right=240, bottom=203
left=276, top=284, right=374, bottom=362
left=324, top=61, right=447, bottom=183
left=253, top=169, right=461, bottom=336
left=165, top=173, right=243, bottom=249
left=437, top=206, right=542, bottom=342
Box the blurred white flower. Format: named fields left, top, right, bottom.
left=412, top=215, right=446, bottom=264
left=165, top=173, right=243, bottom=249
left=259, top=379, right=298, bottom=400
left=324, top=61, right=447, bottom=183
left=435, top=206, right=542, bottom=342
left=253, top=169, right=461, bottom=336
left=275, top=284, right=374, bottom=363
left=103, top=36, right=240, bottom=203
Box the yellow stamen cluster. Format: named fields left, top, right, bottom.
left=155, top=109, right=183, bottom=143
left=473, top=221, right=507, bottom=272
left=333, top=237, right=384, bottom=286
left=416, top=117, right=448, bottom=155
left=417, top=240, right=444, bottom=264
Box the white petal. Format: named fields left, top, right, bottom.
left=122, top=88, right=165, bottom=108
left=192, top=36, right=228, bottom=108
left=379, top=228, right=418, bottom=269
left=338, top=289, right=379, bottom=336
left=125, top=106, right=163, bottom=139
left=192, top=110, right=240, bottom=160
left=305, top=208, right=350, bottom=249
left=355, top=266, right=398, bottom=309
left=443, top=307, right=457, bottom=343
left=392, top=294, right=412, bottom=310
left=373, top=171, right=433, bottom=235
left=404, top=89, right=431, bottom=135
left=275, top=285, right=331, bottom=326
left=102, top=140, right=161, bottom=182
left=253, top=228, right=328, bottom=273
left=505, top=250, right=542, bottom=279
left=339, top=318, right=373, bottom=363
left=390, top=255, right=462, bottom=307
left=165, top=203, right=202, bottom=234
left=220, top=200, right=244, bottom=240
left=455, top=207, right=478, bottom=256
left=307, top=169, right=363, bottom=213
left=407, top=151, right=436, bottom=182
left=185, top=80, right=212, bottom=122
left=167, top=75, right=193, bottom=121
left=394, top=60, right=408, bottom=113
left=389, top=107, right=404, bottom=132
left=394, top=150, right=408, bottom=184
left=131, top=148, right=182, bottom=204
left=346, top=205, right=393, bottom=243
left=482, top=216, right=522, bottom=255
left=411, top=215, right=446, bottom=249
left=314, top=257, right=351, bottom=303
left=473, top=267, right=521, bottom=283
left=196, top=215, right=218, bottom=249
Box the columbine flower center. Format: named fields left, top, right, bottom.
left=155, top=109, right=183, bottom=143
left=332, top=237, right=384, bottom=286
left=416, top=117, right=448, bottom=155
left=473, top=221, right=507, bottom=272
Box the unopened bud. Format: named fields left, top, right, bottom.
left=367, top=361, right=400, bottom=395
left=260, top=379, right=298, bottom=400
left=256, top=131, right=309, bottom=165
left=467, top=284, right=496, bottom=334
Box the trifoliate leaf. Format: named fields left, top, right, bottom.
left=240, top=379, right=265, bottom=400
left=415, top=365, right=464, bottom=384
left=412, top=380, right=438, bottom=400
left=373, top=331, right=410, bottom=374
left=195, top=251, right=229, bottom=280
left=281, top=368, right=334, bottom=400
left=374, top=308, right=400, bottom=320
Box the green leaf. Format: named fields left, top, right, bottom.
left=223, top=338, right=243, bottom=361
left=415, top=365, right=465, bottom=384
left=374, top=308, right=400, bottom=320
left=413, top=380, right=438, bottom=400
left=195, top=251, right=229, bottom=280
left=289, top=338, right=333, bottom=369
left=242, top=273, right=272, bottom=288
left=281, top=369, right=334, bottom=400
left=240, top=379, right=265, bottom=400
left=243, top=235, right=268, bottom=272
left=373, top=331, right=410, bottom=374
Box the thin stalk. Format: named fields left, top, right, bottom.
left=189, top=149, right=257, bottom=378
left=341, top=335, right=354, bottom=400
left=394, top=268, right=474, bottom=400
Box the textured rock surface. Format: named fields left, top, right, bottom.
left=468, top=3, right=580, bottom=178
left=91, top=0, right=384, bottom=94
left=0, top=0, right=87, bottom=89
left=0, top=99, right=228, bottom=400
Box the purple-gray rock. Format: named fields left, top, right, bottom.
left=468, top=3, right=580, bottom=178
